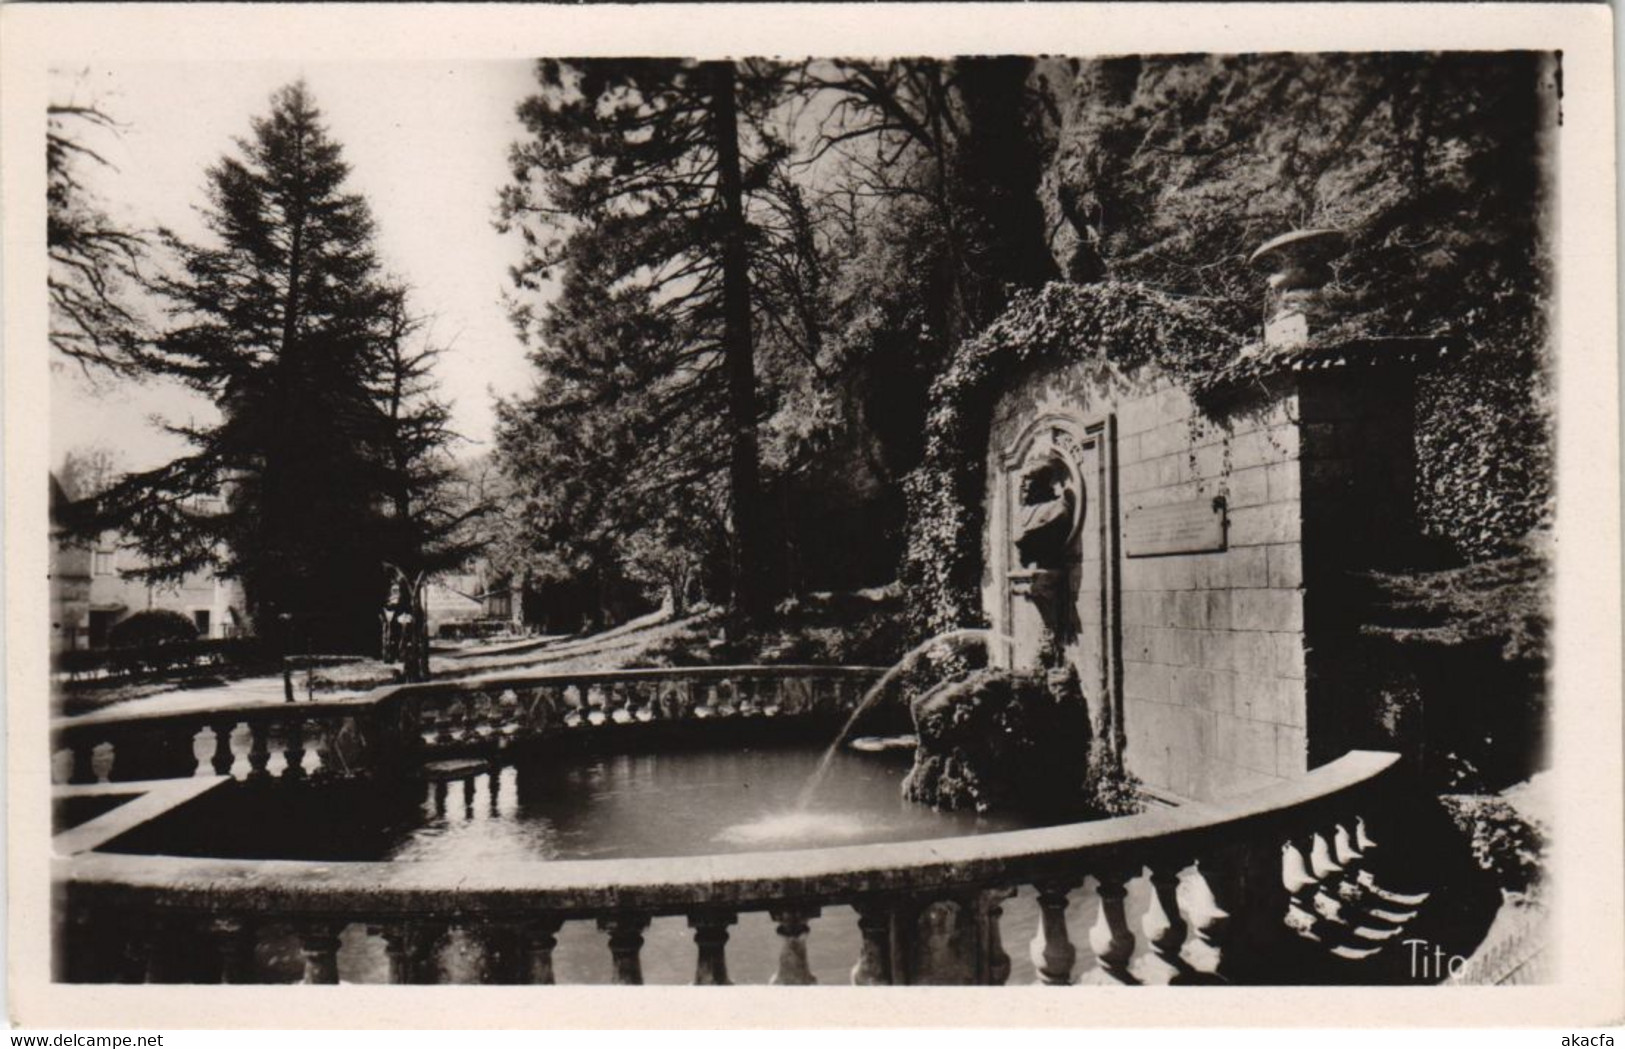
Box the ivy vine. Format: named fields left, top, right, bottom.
left=901, top=280, right=1248, bottom=638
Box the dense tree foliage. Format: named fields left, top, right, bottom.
left=496, top=53, right=1552, bottom=638
left=1037, top=52, right=1554, bottom=556
left=494, top=57, right=1064, bottom=613
left=496, top=59, right=786, bottom=618
left=65, top=83, right=469, bottom=652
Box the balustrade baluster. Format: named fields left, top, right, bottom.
left=1029, top=879, right=1081, bottom=985
left=133, top=915, right=176, bottom=983
left=376, top=923, right=448, bottom=984
left=1089, top=868, right=1139, bottom=984
left=841, top=677, right=864, bottom=713
left=764, top=676, right=791, bottom=716
left=55, top=901, right=91, bottom=981
left=68, top=743, right=98, bottom=785
left=282, top=719, right=307, bottom=781
left=1200, top=840, right=1288, bottom=983
left=112, top=913, right=153, bottom=983
left=914, top=899, right=974, bottom=984
left=688, top=912, right=736, bottom=985
left=850, top=901, right=893, bottom=986
left=1183, top=856, right=1231, bottom=980
left=598, top=914, right=651, bottom=985
left=515, top=689, right=540, bottom=735
left=91, top=740, right=117, bottom=783
left=138, top=915, right=202, bottom=983
left=822, top=677, right=843, bottom=714
left=375, top=925, right=411, bottom=984
left=611, top=682, right=634, bottom=723
left=500, top=688, right=522, bottom=734
left=433, top=701, right=455, bottom=744
left=246, top=722, right=272, bottom=780
left=982, top=886, right=1017, bottom=986
left=697, top=682, right=718, bottom=718
left=486, top=690, right=502, bottom=735
left=1282, top=836, right=1322, bottom=940
left=209, top=721, right=238, bottom=777
left=519, top=917, right=564, bottom=984
left=1139, top=861, right=1191, bottom=983
left=209, top=916, right=257, bottom=983
left=768, top=906, right=820, bottom=985
left=297, top=923, right=343, bottom=984
left=475, top=923, right=523, bottom=984
left=309, top=721, right=339, bottom=780
left=737, top=677, right=758, bottom=716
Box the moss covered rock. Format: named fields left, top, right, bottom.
left=902, top=668, right=1097, bottom=816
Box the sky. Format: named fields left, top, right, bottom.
left=50, top=60, right=542, bottom=473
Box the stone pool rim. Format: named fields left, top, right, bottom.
left=58, top=750, right=1399, bottom=919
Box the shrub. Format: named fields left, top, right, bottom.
left=108, top=609, right=198, bottom=649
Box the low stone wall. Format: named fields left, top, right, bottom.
left=55, top=751, right=1413, bottom=985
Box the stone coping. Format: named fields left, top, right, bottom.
left=53, top=663, right=889, bottom=735
left=53, top=776, right=232, bottom=857
left=58, top=751, right=1397, bottom=918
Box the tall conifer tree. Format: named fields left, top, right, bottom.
left=70, top=82, right=410, bottom=650
left=498, top=58, right=783, bottom=618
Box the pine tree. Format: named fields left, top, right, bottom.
left=497, top=58, right=785, bottom=618
left=67, top=82, right=410, bottom=651
left=366, top=286, right=490, bottom=678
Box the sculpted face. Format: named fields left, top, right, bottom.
left=1020, top=461, right=1064, bottom=506
left=1015, top=457, right=1076, bottom=570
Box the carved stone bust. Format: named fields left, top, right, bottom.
left=1015, top=459, right=1076, bottom=569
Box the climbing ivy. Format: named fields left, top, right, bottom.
left=901, top=280, right=1244, bottom=637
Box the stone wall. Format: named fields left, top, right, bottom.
left=1117, top=382, right=1308, bottom=800
left=984, top=358, right=1312, bottom=801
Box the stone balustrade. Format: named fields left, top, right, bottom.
left=54, top=750, right=1410, bottom=985
left=50, top=665, right=885, bottom=787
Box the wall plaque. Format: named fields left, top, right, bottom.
left=1123, top=497, right=1227, bottom=557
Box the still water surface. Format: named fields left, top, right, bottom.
left=101, top=740, right=1157, bottom=983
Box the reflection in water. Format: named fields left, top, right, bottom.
left=108, top=740, right=1050, bottom=863
left=715, top=811, right=876, bottom=847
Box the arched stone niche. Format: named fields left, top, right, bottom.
left=988, top=411, right=1121, bottom=752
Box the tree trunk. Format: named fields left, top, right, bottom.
left=708, top=60, right=770, bottom=619
left=407, top=584, right=429, bottom=682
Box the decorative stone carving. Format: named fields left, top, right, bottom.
left=1015, top=458, right=1077, bottom=571
left=1249, top=228, right=1350, bottom=352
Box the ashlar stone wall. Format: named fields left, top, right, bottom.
left=984, top=358, right=1312, bottom=802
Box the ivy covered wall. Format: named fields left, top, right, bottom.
left=903, top=51, right=1556, bottom=639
